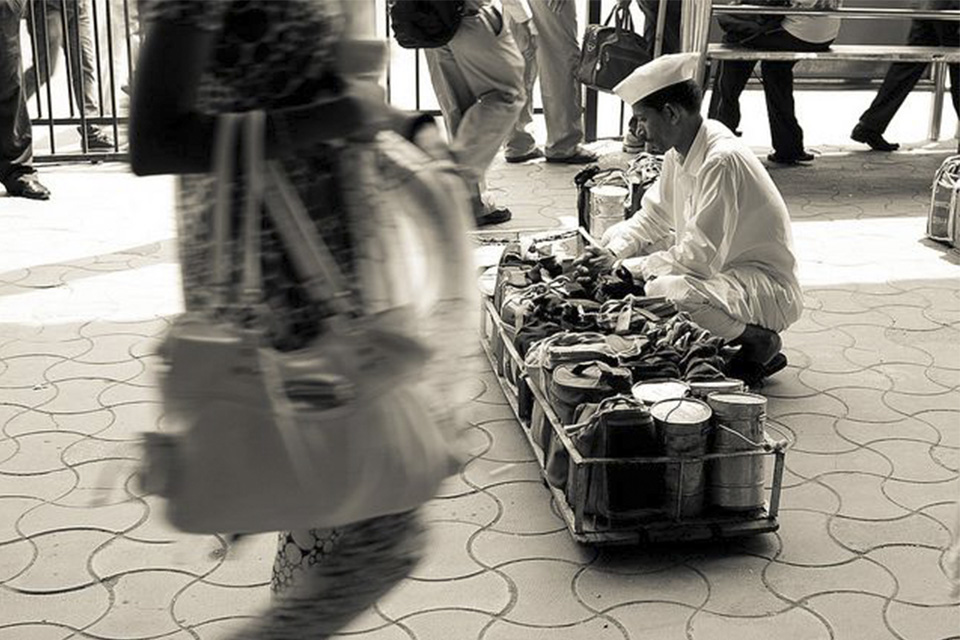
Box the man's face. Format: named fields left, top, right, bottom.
left=632, top=103, right=673, bottom=153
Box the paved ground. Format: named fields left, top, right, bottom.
left=1, top=128, right=959, bottom=639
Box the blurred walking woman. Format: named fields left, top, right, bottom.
left=130, top=0, right=475, bottom=636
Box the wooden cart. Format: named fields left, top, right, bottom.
left=473, top=229, right=787, bottom=545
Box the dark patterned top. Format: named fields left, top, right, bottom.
left=141, top=0, right=355, bottom=351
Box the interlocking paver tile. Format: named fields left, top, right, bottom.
left=829, top=512, right=951, bottom=553
left=0, top=471, right=74, bottom=506
left=410, top=522, right=486, bottom=580
left=804, top=592, right=900, bottom=640
left=798, top=367, right=894, bottom=394
left=867, top=440, right=958, bottom=483
left=81, top=571, right=193, bottom=638
left=0, top=538, right=34, bottom=583
left=817, top=473, right=910, bottom=520
left=866, top=545, right=960, bottom=606
left=393, top=610, right=496, bottom=640
left=766, top=392, right=849, bottom=420
left=474, top=419, right=537, bottom=463
left=689, top=608, right=830, bottom=640
left=42, top=358, right=144, bottom=385
left=830, top=388, right=910, bottom=423
left=779, top=479, right=841, bottom=514
left=90, top=536, right=218, bottom=582
left=574, top=564, right=707, bottom=610
left=6, top=529, right=115, bottom=592
left=3, top=411, right=59, bottom=439
left=687, top=555, right=788, bottom=616
left=60, top=437, right=140, bottom=468
left=420, top=490, right=500, bottom=528
left=17, top=500, right=144, bottom=538
left=89, top=402, right=162, bottom=442
left=804, top=289, right=871, bottom=314
left=70, top=334, right=145, bottom=366
left=925, top=365, right=960, bottom=390
left=912, top=410, right=960, bottom=447
left=887, top=326, right=960, bottom=370
left=0, top=623, right=73, bottom=639
left=123, top=496, right=188, bottom=543
left=0, top=355, right=65, bottom=388
left=771, top=413, right=853, bottom=454
left=771, top=510, right=853, bottom=565
left=0, top=432, right=84, bottom=474
left=470, top=529, right=595, bottom=568
left=887, top=600, right=960, bottom=640
left=498, top=559, right=597, bottom=626
left=883, top=305, right=951, bottom=332
left=811, top=308, right=896, bottom=330
left=883, top=477, right=960, bottom=513
left=37, top=378, right=116, bottom=414
left=885, top=389, right=960, bottom=418
left=0, top=337, right=91, bottom=361
left=0, top=385, right=59, bottom=411
left=931, top=444, right=959, bottom=472
left=835, top=416, right=942, bottom=446
left=483, top=482, right=566, bottom=535
left=765, top=557, right=896, bottom=602
left=872, top=362, right=957, bottom=395
left=463, top=457, right=543, bottom=489
left=0, top=582, right=109, bottom=628
left=786, top=448, right=891, bottom=480
left=377, top=572, right=511, bottom=620
left=843, top=325, right=933, bottom=369
left=49, top=410, right=116, bottom=438
left=483, top=616, right=627, bottom=640
left=172, top=579, right=273, bottom=630
left=97, top=382, right=160, bottom=408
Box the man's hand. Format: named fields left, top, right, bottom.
left=573, top=245, right=617, bottom=276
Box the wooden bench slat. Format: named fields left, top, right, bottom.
left=707, top=44, right=960, bottom=63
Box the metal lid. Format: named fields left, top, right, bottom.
left=631, top=379, right=689, bottom=405
left=649, top=398, right=712, bottom=425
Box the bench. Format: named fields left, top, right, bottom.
left=680, top=3, right=960, bottom=141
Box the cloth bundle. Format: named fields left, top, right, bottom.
left=548, top=361, right=633, bottom=426
left=620, top=313, right=727, bottom=382
left=595, top=295, right=677, bottom=335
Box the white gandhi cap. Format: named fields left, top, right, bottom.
left=613, top=52, right=700, bottom=105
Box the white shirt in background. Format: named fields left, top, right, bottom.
left=782, top=0, right=842, bottom=43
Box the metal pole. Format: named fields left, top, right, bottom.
left=584, top=0, right=601, bottom=142
left=928, top=61, right=946, bottom=142
left=654, top=0, right=668, bottom=58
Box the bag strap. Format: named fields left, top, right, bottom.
left=264, top=160, right=358, bottom=318
left=614, top=5, right=635, bottom=35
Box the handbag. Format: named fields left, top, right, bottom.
left=576, top=4, right=651, bottom=92
left=140, top=112, right=465, bottom=534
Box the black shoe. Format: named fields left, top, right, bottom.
left=505, top=148, right=544, bottom=164
left=546, top=147, right=599, bottom=165
left=726, top=352, right=788, bottom=388
left=851, top=124, right=899, bottom=152
left=476, top=206, right=512, bottom=227
left=78, top=126, right=115, bottom=151
left=3, top=172, right=51, bottom=200
left=767, top=151, right=815, bottom=165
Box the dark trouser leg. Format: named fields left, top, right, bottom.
left=638, top=0, right=682, bottom=55
left=64, top=0, right=101, bottom=120
left=760, top=60, right=804, bottom=157
left=858, top=18, right=938, bottom=134
left=0, top=0, right=34, bottom=182
left=708, top=59, right=756, bottom=134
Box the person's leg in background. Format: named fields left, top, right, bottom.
left=23, top=0, right=61, bottom=102
left=425, top=5, right=525, bottom=226
left=529, top=0, right=594, bottom=163
left=707, top=58, right=756, bottom=137
left=852, top=18, right=936, bottom=151
left=503, top=9, right=541, bottom=163
left=1, top=0, right=50, bottom=199
left=759, top=59, right=809, bottom=163
left=64, top=0, right=114, bottom=150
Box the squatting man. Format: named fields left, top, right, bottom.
left=574, top=53, right=803, bottom=384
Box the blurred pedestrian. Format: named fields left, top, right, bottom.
left=503, top=0, right=597, bottom=165
left=851, top=0, right=958, bottom=152
left=1, top=0, right=50, bottom=199
left=424, top=0, right=525, bottom=225
left=708, top=0, right=843, bottom=165
left=24, top=0, right=115, bottom=150
left=131, top=0, right=475, bottom=635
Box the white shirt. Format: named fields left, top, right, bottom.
left=603, top=119, right=801, bottom=296
left=782, top=0, right=842, bottom=44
